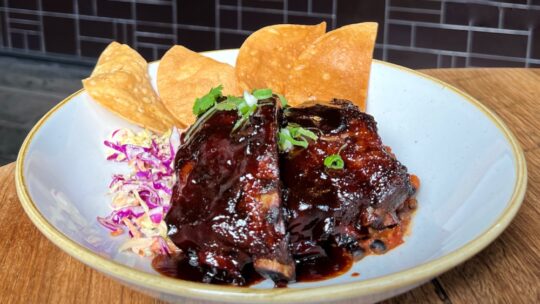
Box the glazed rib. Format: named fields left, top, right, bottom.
left=280, top=99, right=417, bottom=260
left=165, top=97, right=294, bottom=285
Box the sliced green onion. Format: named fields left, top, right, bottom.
left=277, top=93, right=288, bottom=108
left=252, top=88, right=273, bottom=100
left=324, top=154, right=344, bottom=170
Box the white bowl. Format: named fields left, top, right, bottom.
left=15, top=50, right=527, bottom=303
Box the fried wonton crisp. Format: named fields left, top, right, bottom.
left=235, top=22, right=326, bottom=94
left=157, top=45, right=242, bottom=126
left=82, top=42, right=183, bottom=133
left=284, top=22, right=378, bottom=111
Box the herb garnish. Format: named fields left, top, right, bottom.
left=192, top=86, right=290, bottom=133
left=324, top=144, right=347, bottom=170
left=231, top=91, right=258, bottom=131
left=192, top=85, right=223, bottom=116
left=277, top=93, right=288, bottom=108
left=278, top=123, right=318, bottom=152
left=324, top=154, right=344, bottom=169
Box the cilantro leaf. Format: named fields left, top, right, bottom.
left=192, top=85, right=223, bottom=116
left=324, top=154, right=344, bottom=170
left=252, top=88, right=273, bottom=100
left=277, top=93, right=288, bottom=108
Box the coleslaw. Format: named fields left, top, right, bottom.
left=97, top=128, right=181, bottom=257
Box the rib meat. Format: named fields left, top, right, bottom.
left=165, top=97, right=294, bottom=285
left=280, top=99, right=417, bottom=260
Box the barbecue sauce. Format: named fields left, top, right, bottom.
left=152, top=254, right=264, bottom=286
left=153, top=100, right=418, bottom=287
left=152, top=211, right=413, bottom=286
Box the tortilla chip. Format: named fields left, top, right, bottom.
left=157, top=45, right=242, bottom=126
left=285, top=22, right=378, bottom=111
left=82, top=42, right=183, bottom=133
left=235, top=22, right=326, bottom=94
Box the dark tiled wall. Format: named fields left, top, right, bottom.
left=1, top=0, right=539, bottom=68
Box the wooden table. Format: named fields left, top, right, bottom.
left=1, top=69, right=538, bottom=303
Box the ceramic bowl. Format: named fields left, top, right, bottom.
left=15, top=50, right=527, bottom=303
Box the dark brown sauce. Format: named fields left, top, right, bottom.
left=152, top=254, right=264, bottom=286
left=153, top=100, right=419, bottom=287
left=294, top=244, right=353, bottom=283
left=151, top=246, right=352, bottom=286
left=152, top=214, right=414, bottom=286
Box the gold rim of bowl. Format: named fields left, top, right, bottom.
left=15, top=50, right=527, bottom=303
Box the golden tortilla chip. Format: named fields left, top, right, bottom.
left=285, top=22, right=378, bottom=111
left=236, top=22, right=326, bottom=94
left=82, top=42, right=183, bottom=133
left=157, top=45, right=242, bottom=126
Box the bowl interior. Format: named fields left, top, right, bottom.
left=21, top=50, right=518, bottom=289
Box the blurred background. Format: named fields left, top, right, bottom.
left=1, top=0, right=540, bottom=165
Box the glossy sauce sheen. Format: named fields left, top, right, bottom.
left=161, top=98, right=294, bottom=286
left=281, top=100, right=417, bottom=276
left=155, top=99, right=418, bottom=286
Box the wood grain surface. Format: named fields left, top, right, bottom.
left=0, top=69, right=538, bottom=303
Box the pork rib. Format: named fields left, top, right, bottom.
left=165, top=97, right=294, bottom=285
left=280, top=99, right=417, bottom=259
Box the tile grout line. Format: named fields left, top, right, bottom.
left=131, top=0, right=137, bottom=49
left=112, top=0, right=170, bottom=4
left=389, top=7, right=440, bottom=15
left=215, top=0, right=220, bottom=49
left=122, top=23, right=127, bottom=44
left=172, top=0, right=177, bottom=45
left=525, top=26, right=532, bottom=68
left=8, top=18, right=40, bottom=25
left=238, top=0, right=243, bottom=31
left=440, top=0, right=446, bottom=24
left=498, top=7, right=504, bottom=29
left=331, top=0, right=337, bottom=29
left=219, top=5, right=333, bottom=18
left=9, top=28, right=41, bottom=36
left=411, top=23, right=416, bottom=48
left=382, top=0, right=390, bottom=61
left=443, top=0, right=540, bottom=10
left=387, top=19, right=530, bottom=36
left=283, top=0, right=288, bottom=24
left=37, top=0, right=45, bottom=52
left=134, top=32, right=175, bottom=39
left=113, top=20, right=118, bottom=41
left=382, top=43, right=540, bottom=64
left=466, top=19, right=473, bottom=67
left=73, top=0, right=81, bottom=57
